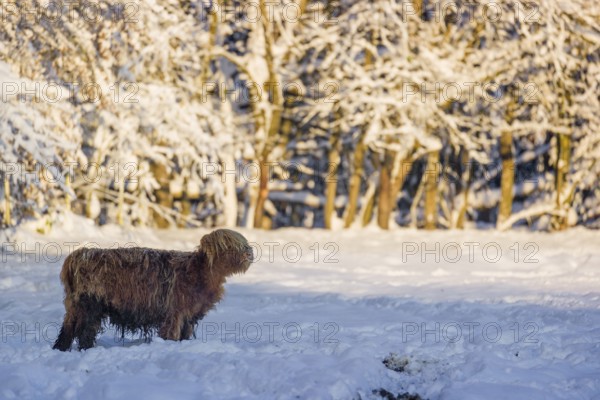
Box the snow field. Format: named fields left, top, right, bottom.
left=1, top=221, right=599, bottom=399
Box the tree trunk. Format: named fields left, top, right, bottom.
left=456, top=149, right=471, bottom=229
left=244, top=81, right=264, bottom=229
left=324, top=160, right=339, bottom=229
left=361, top=176, right=377, bottom=227
left=116, top=173, right=125, bottom=226
left=324, top=114, right=341, bottom=229
left=413, top=0, right=423, bottom=17
left=245, top=174, right=259, bottom=228
left=65, top=173, right=72, bottom=212
left=85, top=192, right=94, bottom=219
left=3, top=177, right=11, bottom=226
left=150, top=163, right=172, bottom=229
left=343, top=140, right=366, bottom=228
left=252, top=0, right=284, bottom=229
left=553, top=133, right=571, bottom=230
left=222, top=152, right=238, bottom=227
left=343, top=19, right=378, bottom=228
left=377, top=147, right=395, bottom=229
left=253, top=159, right=272, bottom=228
left=199, top=0, right=220, bottom=89
left=497, top=130, right=514, bottom=228
left=178, top=197, right=192, bottom=228
left=391, top=155, right=412, bottom=206
left=424, top=150, right=440, bottom=230
left=250, top=146, right=269, bottom=230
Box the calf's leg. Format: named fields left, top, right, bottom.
left=53, top=297, right=78, bottom=351
left=76, top=296, right=105, bottom=350
left=159, top=315, right=183, bottom=341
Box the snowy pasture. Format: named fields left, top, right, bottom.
left=1, top=219, right=599, bottom=399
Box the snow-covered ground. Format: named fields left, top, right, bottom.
left=1, top=216, right=599, bottom=399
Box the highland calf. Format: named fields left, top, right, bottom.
left=53, top=229, right=253, bottom=351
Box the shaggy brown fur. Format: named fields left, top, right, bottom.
left=53, top=229, right=252, bottom=351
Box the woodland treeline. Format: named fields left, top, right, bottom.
left=0, top=0, right=599, bottom=232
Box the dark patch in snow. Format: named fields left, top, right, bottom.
left=382, top=353, right=409, bottom=373
left=372, top=388, right=426, bottom=400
